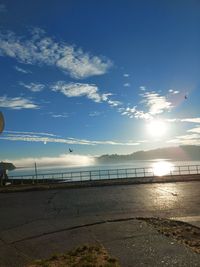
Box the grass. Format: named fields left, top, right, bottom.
left=27, top=244, right=120, bottom=267
left=140, top=217, right=200, bottom=253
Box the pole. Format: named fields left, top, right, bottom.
left=34, top=162, right=38, bottom=182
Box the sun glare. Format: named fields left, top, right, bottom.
left=147, top=120, right=167, bottom=137
left=152, top=161, right=174, bottom=176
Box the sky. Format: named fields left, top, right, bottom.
left=0, top=0, right=200, bottom=166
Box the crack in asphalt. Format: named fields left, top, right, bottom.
left=11, top=217, right=138, bottom=244
left=43, top=190, right=64, bottom=219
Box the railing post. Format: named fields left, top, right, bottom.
left=178, top=166, right=181, bottom=175
left=80, top=171, right=82, bottom=182
left=108, top=170, right=110, bottom=179
left=125, top=169, right=128, bottom=178
left=117, top=169, right=119, bottom=179
left=99, top=170, right=101, bottom=180
left=89, top=171, right=92, bottom=181
left=196, top=165, right=199, bottom=174
left=143, top=168, right=145, bottom=177
left=135, top=168, right=137, bottom=177
left=188, top=166, right=190, bottom=175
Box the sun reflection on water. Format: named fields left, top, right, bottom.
left=152, top=161, right=174, bottom=176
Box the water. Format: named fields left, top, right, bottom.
left=8, top=159, right=200, bottom=178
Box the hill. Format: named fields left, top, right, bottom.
left=96, top=145, right=200, bottom=164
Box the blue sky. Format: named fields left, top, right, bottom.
left=0, top=0, right=200, bottom=166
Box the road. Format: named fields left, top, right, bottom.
left=1, top=181, right=200, bottom=266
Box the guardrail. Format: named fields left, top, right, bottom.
left=7, top=164, right=200, bottom=185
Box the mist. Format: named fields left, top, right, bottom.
left=5, top=154, right=96, bottom=168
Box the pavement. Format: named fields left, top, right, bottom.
left=1, top=181, right=200, bottom=266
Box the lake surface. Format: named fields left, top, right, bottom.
left=8, top=159, right=200, bottom=178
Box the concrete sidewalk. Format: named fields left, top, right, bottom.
left=1, top=218, right=200, bottom=267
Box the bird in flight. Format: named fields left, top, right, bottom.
left=69, top=148, right=73, bottom=153
left=184, top=95, right=188, bottom=100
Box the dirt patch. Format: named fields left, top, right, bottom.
left=27, top=244, right=120, bottom=267
left=140, top=217, right=200, bottom=253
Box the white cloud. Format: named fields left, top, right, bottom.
left=51, top=82, right=102, bottom=102
left=57, top=50, right=112, bottom=79
left=0, top=96, right=39, bottom=109
left=14, top=66, right=32, bottom=74
left=139, top=86, right=146, bottom=91
left=107, top=99, right=121, bottom=107
left=119, top=106, right=152, bottom=120
left=118, top=89, right=173, bottom=120
left=4, top=130, right=59, bottom=137
left=187, top=127, right=200, bottom=134
left=51, top=82, right=121, bottom=107
left=120, top=107, right=143, bottom=119
left=141, top=91, right=172, bottom=115
left=166, top=118, right=200, bottom=124
left=123, top=83, right=130, bottom=87
left=0, top=29, right=112, bottom=79
left=89, top=111, right=102, bottom=117
left=51, top=114, right=69, bottom=118
left=167, top=133, right=200, bottom=146
left=168, top=89, right=180, bottom=95
left=0, top=131, right=140, bottom=146
left=123, top=73, right=130, bottom=77
left=20, top=82, right=45, bottom=92
left=182, top=118, right=200, bottom=124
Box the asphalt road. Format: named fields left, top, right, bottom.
left=1, top=181, right=200, bottom=266
left=1, top=181, right=200, bottom=240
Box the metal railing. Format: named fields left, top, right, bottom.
left=7, top=164, right=200, bottom=185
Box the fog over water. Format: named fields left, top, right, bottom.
left=8, top=158, right=200, bottom=177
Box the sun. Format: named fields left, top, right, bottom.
left=152, top=161, right=174, bottom=176
left=146, top=119, right=167, bottom=137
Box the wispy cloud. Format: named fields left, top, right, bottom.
left=166, top=118, right=200, bottom=124
left=51, top=82, right=103, bottom=103
left=0, top=96, right=39, bottom=109
left=139, top=86, right=146, bottom=91
left=167, top=123, right=200, bottom=145
left=0, top=131, right=140, bottom=146
left=123, top=83, right=130, bottom=87
left=187, top=127, right=200, bottom=134
left=5, top=130, right=58, bottom=137
left=168, top=89, right=180, bottom=95
left=107, top=99, right=121, bottom=107
left=183, top=118, right=200, bottom=123
left=14, top=66, right=32, bottom=74
left=167, top=133, right=200, bottom=146
left=123, top=73, right=130, bottom=77
left=51, top=81, right=121, bottom=108
left=0, top=28, right=112, bottom=79
left=119, top=89, right=172, bottom=120
left=89, top=111, right=102, bottom=117
left=19, top=82, right=45, bottom=92
left=51, top=113, right=69, bottom=118
left=141, top=91, right=172, bottom=115
left=120, top=106, right=152, bottom=120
